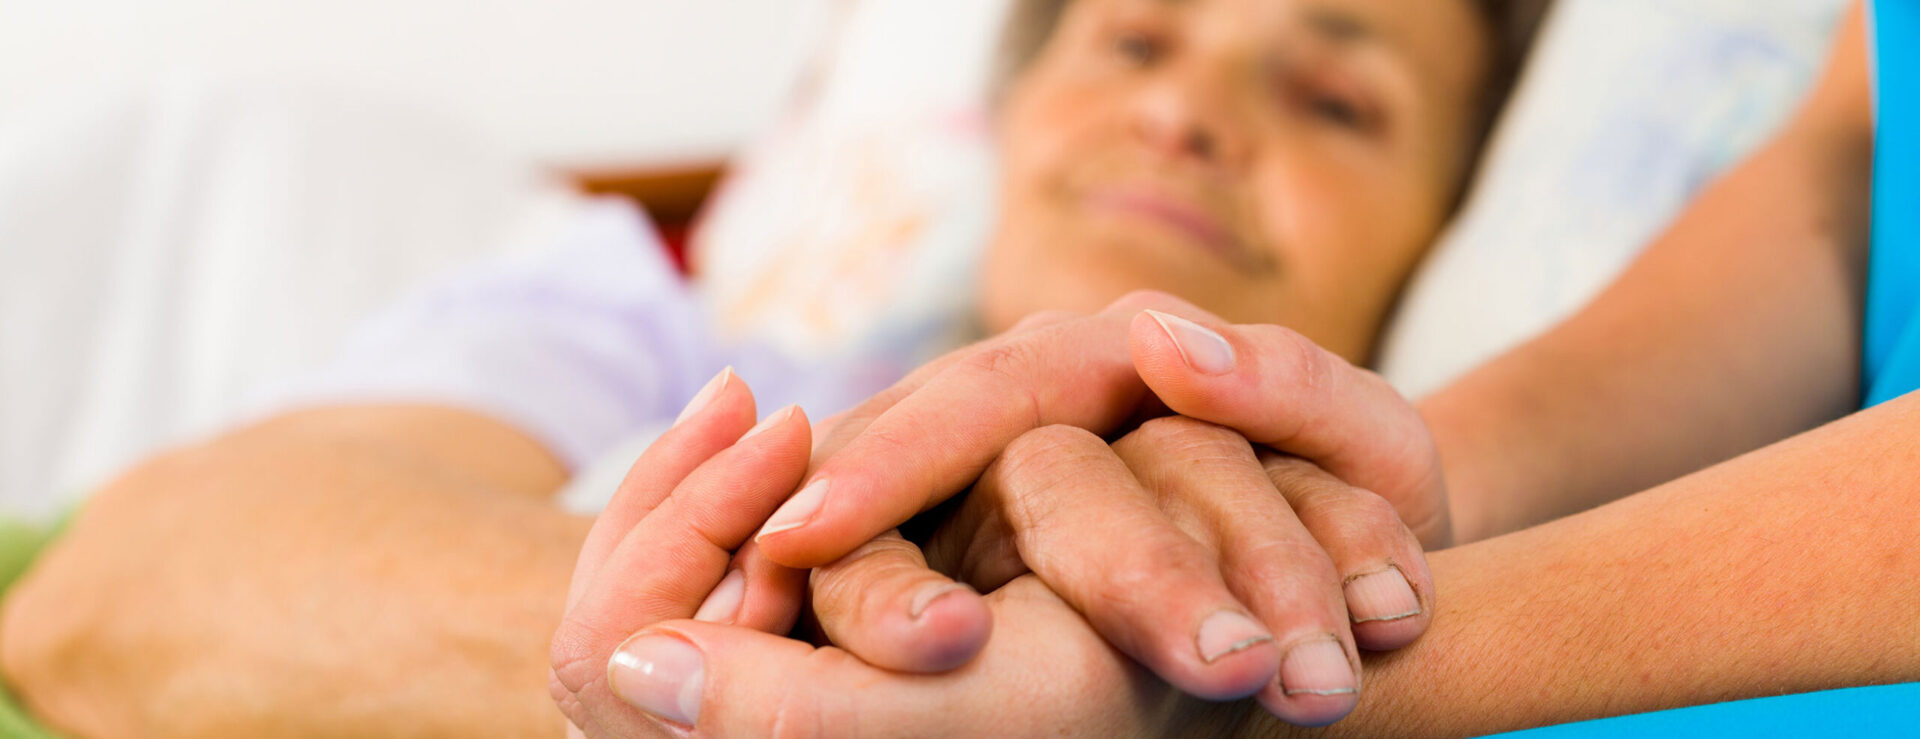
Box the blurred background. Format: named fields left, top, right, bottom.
left=0, top=0, right=1847, bottom=524
left=0, top=0, right=1008, bottom=522
left=0, top=0, right=830, bottom=167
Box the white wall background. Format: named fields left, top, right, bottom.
left=0, top=0, right=833, bottom=167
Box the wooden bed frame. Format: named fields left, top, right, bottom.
left=574, top=161, right=727, bottom=227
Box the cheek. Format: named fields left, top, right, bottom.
left=1248, top=153, right=1438, bottom=296
left=1001, top=83, right=1119, bottom=194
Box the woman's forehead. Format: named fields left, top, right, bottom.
left=1072, top=0, right=1488, bottom=95
left=1067, top=0, right=1497, bottom=115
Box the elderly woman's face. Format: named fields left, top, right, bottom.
left=981, top=0, right=1490, bottom=362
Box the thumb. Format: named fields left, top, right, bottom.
left=1128, top=310, right=1452, bottom=547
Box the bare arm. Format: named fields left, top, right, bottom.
left=1428, top=2, right=1877, bottom=542
left=0, top=405, right=587, bottom=738
left=1249, top=388, right=1920, bottom=737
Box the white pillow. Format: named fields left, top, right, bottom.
left=689, top=0, right=1008, bottom=369
left=1375, top=0, right=1847, bottom=397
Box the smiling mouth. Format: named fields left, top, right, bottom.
left=1081, top=188, right=1263, bottom=272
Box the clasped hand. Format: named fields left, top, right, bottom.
left=551, top=292, right=1447, bottom=737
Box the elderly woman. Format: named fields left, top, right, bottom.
left=0, top=0, right=1547, bottom=735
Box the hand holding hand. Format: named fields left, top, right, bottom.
left=548, top=372, right=1248, bottom=737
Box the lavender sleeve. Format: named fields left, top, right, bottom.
left=263, top=199, right=722, bottom=470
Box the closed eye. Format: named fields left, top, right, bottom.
left=1305, top=93, right=1366, bottom=128
left=1114, top=31, right=1165, bottom=67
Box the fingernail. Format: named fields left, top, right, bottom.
left=1346, top=568, right=1421, bottom=623
left=909, top=582, right=973, bottom=619
left=1281, top=640, right=1356, bottom=696
left=674, top=367, right=733, bottom=427
left=756, top=479, right=829, bottom=540
left=1144, top=310, right=1235, bottom=376
left=609, top=634, right=705, bottom=726
left=693, top=569, right=747, bottom=624
left=1196, top=610, right=1274, bottom=663
left=740, top=404, right=798, bottom=442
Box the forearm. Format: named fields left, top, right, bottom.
left=1424, top=4, right=1875, bottom=542
left=1250, top=392, right=1920, bottom=738
left=0, top=406, right=588, bottom=738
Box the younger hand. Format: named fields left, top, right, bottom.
left=549, top=371, right=990, bottom=736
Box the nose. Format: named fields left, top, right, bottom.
left=1128, top=65, right=1249, bottom=170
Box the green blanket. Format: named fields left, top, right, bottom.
left=1, top=515, right=68, bottom=739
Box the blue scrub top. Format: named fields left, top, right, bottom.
left=1497, top=3, right=1920, bottom=736
left=1865, top=0, right=1920, bottom=405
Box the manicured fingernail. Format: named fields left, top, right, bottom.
left=674, top=367, right=733, bottom=427
left=740, top=404, right=798, bottom=442
left=909, top=582, right=973, bottom=619
left=1196, top=610, right=1274, bottom=663
left=609, top=634, right=705, bottom=726
left=1346, top=568, right=1421, bottom=623
left=756, top=479, right=829, bottom=540
left=1281, top=640, right=1356, bottom=696
left=693, top=569, right=747, bottom=624
left=1144, top=310, right=1235, bottom=376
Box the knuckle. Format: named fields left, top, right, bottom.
left=995, top=425, right=1112, bottom=531
left=548, top=614, right=615, bottom=696
left=960, top=339, right=1041, bottom=384
left=1094, top=535, right=1217, bottom=613
left=1123, top=417, right=1247, bottom=459
left=956, top=340, right=1048, bottom=430
left=547, top=671, right=590, bottom=732
left=1000, top=425, right=1108, bottom=481
left=1262, top=454, right=1345, bottom=506
left=1235, top=536, right=1342, bottom=588
left=813, top=537, right=922, bottom=616
left=1314, top=489, right=1409, bottom=554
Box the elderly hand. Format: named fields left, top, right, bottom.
left=909, top=418, right=1434, bottom=726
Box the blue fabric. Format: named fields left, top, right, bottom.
left=1865, top=0, right=1920, bottom=406
left=1485, top=683, right=1920, bottom=739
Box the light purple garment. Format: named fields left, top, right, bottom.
left=271, top=198, right=916, bottom=472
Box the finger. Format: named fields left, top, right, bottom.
left=806, top=308, right=1087, bottom=468
left=1260, top=453, right=1436, bottom=652
left=1112, top=418, right=1361, bottom=726
left=920, top=483, right=1027, bottom=592
left=1128, top=312, right=1454, bottom=547
left=976, top=424, right=1283, bottom=701
left=758, top=292, right=1221, bottom=568
left=551, top=404, right=812, bottom=737
left=568, top=366, right=752, bottom=609
left=691, top=539, right=807, bottom=637
left=605, top=576, right=1206, bottom=737
left=804, top=531, right=992, bottom=673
